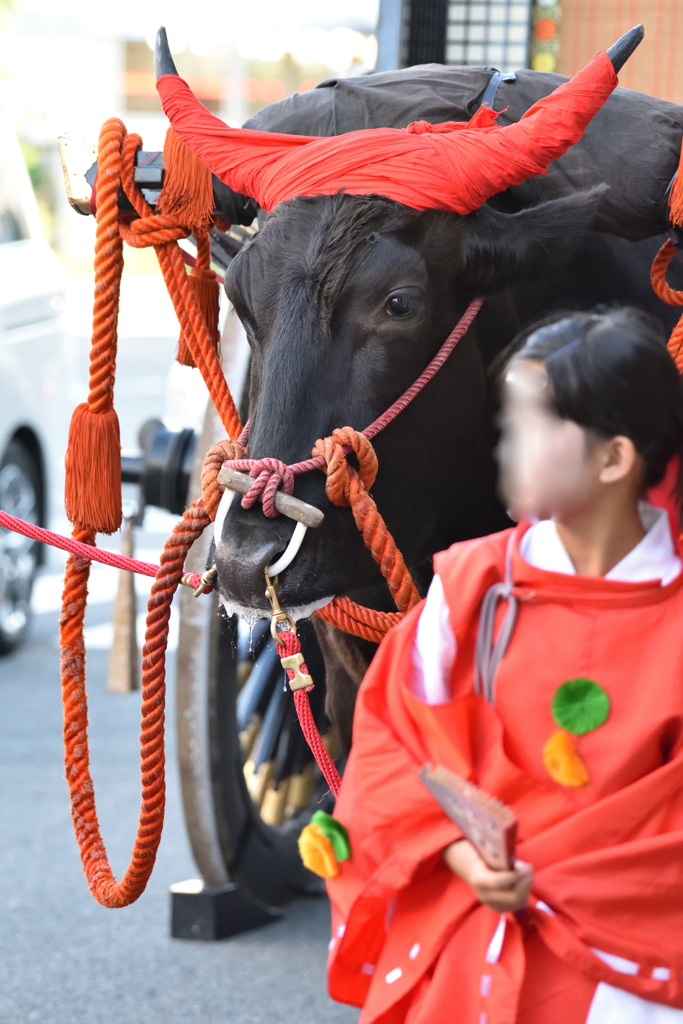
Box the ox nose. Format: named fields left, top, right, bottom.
left=214, top=504, right=295, bottom=617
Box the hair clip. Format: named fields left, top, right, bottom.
left=544, top=337, right=583, bottom=364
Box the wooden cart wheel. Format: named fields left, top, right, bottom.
left=174, top=312, right=336, bottom=905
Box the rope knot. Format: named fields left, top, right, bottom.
left=232, top=458, right=295, bottom=518
left=312, top=427, right=378, bottom=507
left=119, top=212, right=187, bottom=249
left=201, top=439, right=248, bottom=520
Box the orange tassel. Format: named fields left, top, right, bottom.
left=669, top=144, right=683, bottom=228
left=542, top=729, right=589, bottom=788
left=176, top=269, right=219, bottom=367
left=64, top=404, right=122, bottom=534
left=176, top=230, right=220, bottom=368
left=158, top=127, right=214, bottom=232
left=176, top=331, right=195, bottom=368
left=190, top=266, right=220, bottom=347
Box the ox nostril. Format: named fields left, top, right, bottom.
left=267, top=522, right=308, bottom=577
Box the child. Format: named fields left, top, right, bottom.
left=326, top=307, right=683, bottom=1024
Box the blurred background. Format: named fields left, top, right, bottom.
left=2, top=0, right=681, bottom=275
left=0, top=0, right=379, bottom=270
left=0, top=2, right=681, bottom=1021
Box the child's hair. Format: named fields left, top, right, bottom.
left=505, top=306, right=683, bottom=497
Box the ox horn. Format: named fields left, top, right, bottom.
left=153, top=25, right=644, bottom=217
left=155, top=26, right=179, bottom=80
left=607, top=24, right=644, bottom=73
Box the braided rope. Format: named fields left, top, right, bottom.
left=117, top=133, right=241, bottom=439
left=231, top=458, right=296, bottom=518
left=0, top=509, right=210, bottom=592
left=59, top=119, right=237, bottom=907
left=201, top=439, right=248, bottom=521
left=363, top=297, right=483, bottom=440
left=651, top=239, right=683, bottom=373
left=312, top=427, right=421, bottom=615
left=314, top=597, right=403, bottom=645
left=277, top=628, right=341, bottom=797
left=60, top=504, right=210, bottom=906
left=88, top=119, right=125, bottom=415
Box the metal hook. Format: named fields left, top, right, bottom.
left=264, top=569, right=297, bottom=644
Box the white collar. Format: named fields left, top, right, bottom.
left=520, top=504, right=681, bottom=586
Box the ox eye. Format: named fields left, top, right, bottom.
left=386, top=294, right=415, bottom=317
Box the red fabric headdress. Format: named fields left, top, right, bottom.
left=157, top=52, right=617, bottom=215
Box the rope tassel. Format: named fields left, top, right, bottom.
left=65, top=404, right=122, bottom=534
left=158, top=127, right=214, bottom=233
left=177, top=231, right=220, bottom=367
left=63, top=117, right=126, bottom=535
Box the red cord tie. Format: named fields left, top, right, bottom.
left=219, top=298, right=483, bottom=520
left=231, top=457, right=296, bottom=518
left=275, top=627, right=341, bottom=798
left=0, top=509, right=213, bottom=594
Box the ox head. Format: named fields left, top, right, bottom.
left=215, top=186, right=607, bottom=621
left=149, top=22, right=643, bottom=620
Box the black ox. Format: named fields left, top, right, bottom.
left=155, top=30, right=683, bottom=752
left=216, top=193, right=679, bottom=750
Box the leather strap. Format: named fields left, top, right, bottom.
left=481, top=70, right=517, bottom=111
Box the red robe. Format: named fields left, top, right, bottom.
left=327, top=524, right=683, bottom=1023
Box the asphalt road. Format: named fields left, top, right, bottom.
left=0, top=276, right=360, bottom=1024
left=0, top=560, right=360, bottom=1024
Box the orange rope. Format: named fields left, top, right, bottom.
left=87, top=120, right=124, bottom=417
left=201, top=439, right=248, bottom=521
left=200, top=428, right=421, bottom=644
left=60, top=504, right=209, bottom=906
left=650, top=239, right=683, bottom=373
left=62, top=116, right=423, bottom=909
left=117, top=131, right=241, bottom=438
left=311, top=427, right=421, bottom=626
left=64, top=119, right=125, bottom=535
left=314, top=597, right=403, bottom=645
left=60, top=119, right=240, bottom=908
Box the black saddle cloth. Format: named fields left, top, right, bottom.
left=244, top=63, right=683, bottom=240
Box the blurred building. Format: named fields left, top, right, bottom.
left=0, top=0, right=378, bottom=263
left=1, top=0, right=681, bottom=266
left=378, top=0, right=683, bottom=105
left=553, top=0, right=682, bottom=103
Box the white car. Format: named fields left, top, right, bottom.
left=0, top=113, right=73, bottom=650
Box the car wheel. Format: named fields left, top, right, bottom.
left=0, top=440, right=40, bottom=653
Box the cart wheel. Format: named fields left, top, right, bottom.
left=174, top=316, right=338, bottom=906
left=176, top=541, right=336, bottom=904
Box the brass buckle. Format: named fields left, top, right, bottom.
left=264, top=569, right=297, bottom=645
left=280, top=651, right=313, bottom=691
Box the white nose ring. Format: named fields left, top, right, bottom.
left=267, top=522, right=308, bottom=577
left=213, top=487, right=235, bottom=547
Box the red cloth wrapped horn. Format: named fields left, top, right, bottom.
left=156, top=51, right=617, bottom=215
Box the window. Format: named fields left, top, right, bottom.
left=445, top=0, right=532, bottom=71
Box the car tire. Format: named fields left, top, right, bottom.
left=0, top=440, right=41, bottom=654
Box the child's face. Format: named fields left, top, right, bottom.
left=497, top=359, right=601, bottom=522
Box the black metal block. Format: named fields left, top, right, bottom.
left=170, top=879, right=280, bottom=941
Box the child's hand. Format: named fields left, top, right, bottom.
left=443, top=839, right=533, bottom=913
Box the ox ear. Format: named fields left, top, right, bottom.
left=452, top=186, right=608, bottom=295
